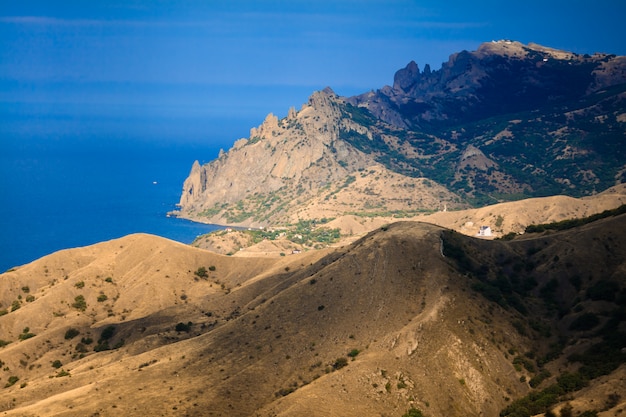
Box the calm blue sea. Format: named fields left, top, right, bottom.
left=0, top=107, right=255, bottom=271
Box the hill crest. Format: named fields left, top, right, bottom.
left=1, top=213, right=625, bottom=416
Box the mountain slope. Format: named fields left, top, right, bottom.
left=1, top=214, right=625, bottom=416
left=177, top=41, right=626, bottom=225
left=177, top=88, right=466, bottom=227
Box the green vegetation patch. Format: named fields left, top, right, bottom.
left=525, top=205, right=626, bottom=233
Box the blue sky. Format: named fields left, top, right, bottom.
left=2, top=0, right=626, bottom=145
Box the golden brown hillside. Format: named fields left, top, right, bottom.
left=191, top=183, right=626, bottom=256
left=1, top=212, right=625, bottom=416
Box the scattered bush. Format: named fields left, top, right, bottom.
left=529, top=369, right=551, bottom=388
left=175, top=322, right=192, bottom=332
left=347, top=349, right=360, bottom=358
left=18, top=327, right=36, bottom=341
left=97, top=294, right=108, bottom=302
left=51, top=360, right=62, bottom=369
left=100, top=326, right=115, bottom=340
left=525, top=205, right=626, bottom=233
left=93, top=326, right=116, bottom=351
left=4, top=376, right=19, bottom=388
left=93, top=341, right=110, bottom=352
left=333, top=357, right=348, bottom=370
left=402, top=408, right=424, bottom=417
left=194, top=267, right=208, bottom=279
left=64, top=328, right=80, bottom=340
left=74, top=281, right=85, bottom=289
left=72, top=295, right=87, bottom=311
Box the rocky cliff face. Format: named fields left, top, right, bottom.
left=181, top=88, right=370, bottom=209
left=177, top=41, right=626, bottom=225
left=177, top=88, right=465, bottom=226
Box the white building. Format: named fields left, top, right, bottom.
left=477, top=226, right=492, bottom=237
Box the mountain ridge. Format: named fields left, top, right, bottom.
left=175, top=41, right=626, bottom=227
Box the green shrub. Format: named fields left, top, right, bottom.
left=194, top=267, right=208, bottom=279
left=94, top=341, right=110, bottom=352
left=4, top=376, right=19, bottom=388
left=72, top=295, right=87, bottom=311
left=529, top=369, right=551, bottom=388
left=100, top=326, right=115, bottom=340
left=51, top=360, right=62, bottom=369
left=97, top=294, right=108, bottom=302
left=333, top=357, right=348, bottom=370
left=175, top=322, right=192, bottom=332
left=18, top=332, right=35, bottom=341
left=347, top=349, right=360, bottom=358
left=557, top=372, right=587, bottom=393
left=402, top=408, right=424, bottom=417
left=74, top=281, right=85, bottom=289
left=18, top=327, right=36, bottom=341
left=64, top=328, right=80, bottom=340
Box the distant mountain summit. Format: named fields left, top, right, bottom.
left=350, top=40, right=626, bottom=129
left=176, top=41, right=626, bottom=226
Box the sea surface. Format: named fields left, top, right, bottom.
left=0, top=107, right=255, bottom=272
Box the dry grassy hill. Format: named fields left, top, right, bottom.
left=191, top=184, right=626, bottom=257
left=1, top=211, right=625, bottom=416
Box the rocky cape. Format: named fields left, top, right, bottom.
left=175, top=40, right=626, bottom=227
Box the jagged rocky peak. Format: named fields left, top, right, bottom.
left=306, top=86, right=339, bottom=110
left=393, top=60, right=420, bottom=91
left=392, top=61, right=435, bottom=92
left=249, top=112, right=279, bottom=141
